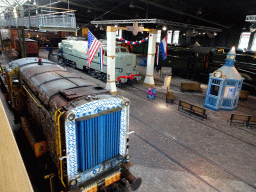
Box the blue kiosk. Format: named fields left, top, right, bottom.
left=204, top=47, right=244, bottom=111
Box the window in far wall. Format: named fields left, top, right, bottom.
left=250, top=33, right=256, bottom=51
left=238, top=32, right=251, bottom=50
left=173, top=30, right=180, bottom=44
left=116, top=29, right=122, bottom=38
left=157, top=30, right=161, bottom=43
left=167, top=30, right=173, bottom=44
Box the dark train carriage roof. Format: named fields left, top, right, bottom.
left=6, top=57, right=54, bottom=71
left=18, top=59, right=109, bottom=108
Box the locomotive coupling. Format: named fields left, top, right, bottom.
left=121, top=169, right=142, bottom=191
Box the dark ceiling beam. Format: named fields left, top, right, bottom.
left=61, top=0, right=133, bottom=19
left=139, top=0, right=230, bottom=29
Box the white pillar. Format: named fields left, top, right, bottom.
left=106, top=26, right=117, bottom=94
left=144, top=29, right=157, bottom=87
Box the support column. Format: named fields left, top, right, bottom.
left=18, top=29, right=27, bottom=58
left=106, top=26, right=117, bottom=94
left=144, top=29, right=157, bottom=86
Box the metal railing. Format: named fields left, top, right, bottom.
left=0, top=11, right=76, bottom=31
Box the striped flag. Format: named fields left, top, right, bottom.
left=100, top=47, right=103, bottom=71
left=88, top=30, right=101, bottom=68
left=156, top=46, right=159, bottom=65
left=159, top=35, right=168, bottom=61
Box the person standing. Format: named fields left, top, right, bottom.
left=48, top=44, right=53, bottom=60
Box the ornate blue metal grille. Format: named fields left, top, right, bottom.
left=76, top=111, right=121, bottom=172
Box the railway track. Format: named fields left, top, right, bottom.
left=120, top=83, right=256, bottom=191
left=130, top=114, right=256, bottom=191
left=124, top=82, right=256, bottom=140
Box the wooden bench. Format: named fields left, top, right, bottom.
left=229, top=114, right=256, bottom=128
left=239, top=90, right=249, bottom=101
left=178, top=100, right=207, bottom=120
left=180, top=82, right=202, bottom=92
left=166, top=87, right=174, bottom=103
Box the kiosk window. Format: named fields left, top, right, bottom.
left=210, top=85, right=219, bottom=96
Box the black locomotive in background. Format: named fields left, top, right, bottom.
left=133, top=43, right=256, bottom=94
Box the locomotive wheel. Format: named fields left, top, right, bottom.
left=118, top=81, right=123, bottom=88
left=95, top=73, right=100, bottom=79
left=63, top=59, right=67, bottom=66
left=128, top=79, right=133, bottom=86
left=92, top=72, right=98, bottom=78
left=90, top=71, right=95, bottom=77
left=102, top=74, right=107, bottom=83
left=71, top=62, right=76, bottom=69
left=58, top=57, right=64, bottom=66
left=97, top=73, right=103, bottom=80
left=83, top=66, right=88, bottom=72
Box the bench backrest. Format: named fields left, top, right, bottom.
left=192, top=105, right=205, bottom=114
left=181, top=83, right=201, bottom=90
left=179, top=101, right=191, bottom=109
left=250, top=116, right=256, bottom=122
left=231, top=114, right=250, bottom=121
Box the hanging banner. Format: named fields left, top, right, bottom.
left=156, top=46, right=159, bottom=65
left=116, top=35, right=150, bottom=45
left=100, top=47, right=104, bottom=71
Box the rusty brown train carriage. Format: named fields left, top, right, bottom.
left=1, top=57, right=142, bottom=191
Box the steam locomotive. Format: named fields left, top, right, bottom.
left=0, top=57, right=142, bottom=192
left=157, top=46, right=256, bottom=93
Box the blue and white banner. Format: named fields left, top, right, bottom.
left=160, top=35, right=168, bottom=61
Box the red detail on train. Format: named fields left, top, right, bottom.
left=117, top=74, right=139, bottom=82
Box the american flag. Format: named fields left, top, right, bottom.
left=88, top=30, right=101, bottom=67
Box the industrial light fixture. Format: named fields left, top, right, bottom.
left=129, top=1, right=144, bottom=9
left=162, top=26, right=167, bottom=31
left=33, top=0, right=36, bottom=5
left=197, top=7, right=202, bottom=15
left=115, top=25, right=118, bottom=27
left=214, top=32, right=217, bottom=36
left=250, top=24, right=256, bottom=32
left=129, top=1, right=135, bottom=8
left=87, top=9, right=91, bottom=13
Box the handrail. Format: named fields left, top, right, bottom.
left=54, top=109, right=66, bottom=188
left=22, top=85, right=42, bottom=108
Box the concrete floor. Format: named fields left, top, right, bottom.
left=0, top=48, right=256, bottom=192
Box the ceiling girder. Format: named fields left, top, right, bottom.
left=61, top=0, right=133, bottom=19
left=139, top=0, right=230, bottom=29
left=91, top=18, right=222, bottom=32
